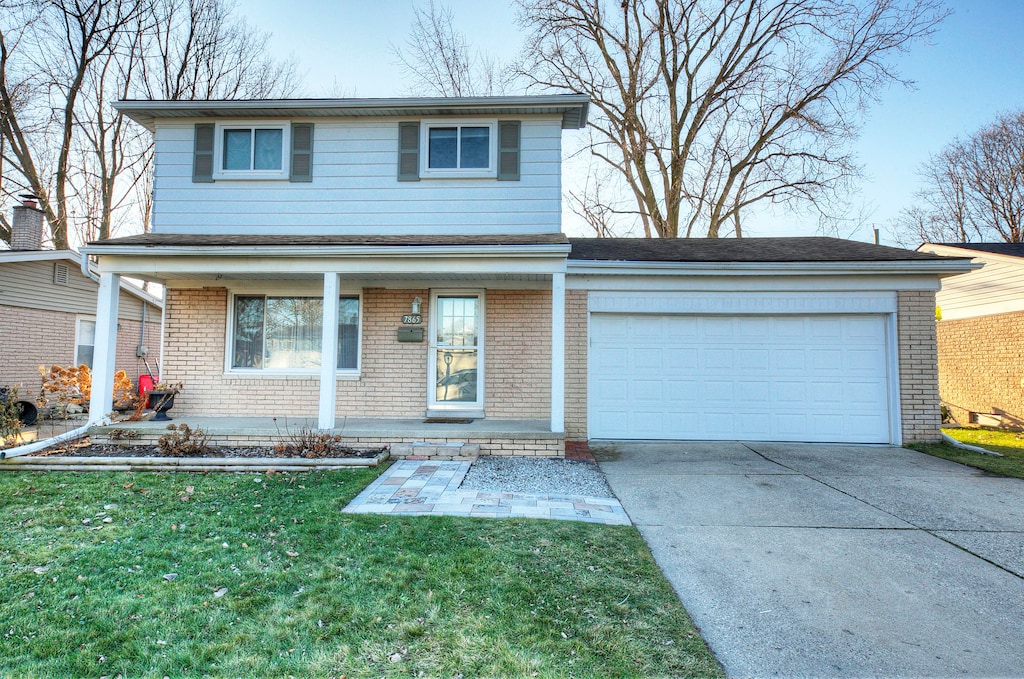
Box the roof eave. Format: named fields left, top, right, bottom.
left=81, top=243, right=574, bottom=258
left=566, top=259, right=980, bottom=276
left=114, top=94, right=591, bottom=131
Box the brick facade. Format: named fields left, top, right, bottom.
left=0, top=304, right=161, bottom=394
left=936, top=310, right=1024, bottom=428
left=897, top=290, right=942, bottom=443
left=162, top=286, right=554, bottom=420
left=486, top=289, right=550, bottom=419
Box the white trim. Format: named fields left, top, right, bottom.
left=589, top=291, right=898, bottom=315
left=886, top=312, right=902, bottom=446
left=567, top=259, right=976, bottom=277
left=550, top=272, right=565, bottom=433
left=319, top=273, right=340, bottom=429
left=420, top=119, right=498, bottom=179
left=428, top=289, right=485, bottom=413
left=568, top=273, right=945, bottom=293
left=212, top=120, right=290, bottom=180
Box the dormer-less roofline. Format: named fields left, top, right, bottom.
left=114, top=94, right=591, bottom=131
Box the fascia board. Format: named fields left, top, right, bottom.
left=565, top=259, right=979, bottom=277
left=82, top=244, right=571, bottom=259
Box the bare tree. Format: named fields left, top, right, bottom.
left=392, top=0, right=510, bottom=97
left=896, top=109, right=1024, bottom=244
left=516, top=0, right=947, bottom=238
left=0, top=0, right=300, bottom=248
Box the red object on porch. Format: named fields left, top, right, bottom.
left=138, top=374, right=156, bottom=404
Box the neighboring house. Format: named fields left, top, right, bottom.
left=918, top=242, right=1024, bottom=428
left=0, top=200, right=163, bottom=397
left=78, top=96, right=973, bottom=454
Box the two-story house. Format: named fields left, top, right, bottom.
left=81, top=96, right=973, bottom=454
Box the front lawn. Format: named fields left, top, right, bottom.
left=0, top=468, right=722, bottom=678
left=908, top=427, right=1024, bottom=479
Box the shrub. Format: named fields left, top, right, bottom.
left=157, top=424, right=211, bottom=456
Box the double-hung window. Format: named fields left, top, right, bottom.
left=231, top=295, right=360, bottom=373
left=422, top=120, right=497, bottom=178
left=214, top=122, right=289, bottom=179
left=76, top=317, right=96, bottom=369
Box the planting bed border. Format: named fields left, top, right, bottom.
left=0, top=450, right=390, bottom=473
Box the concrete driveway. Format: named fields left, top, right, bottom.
left=597, top=442, right=1024, bottom=678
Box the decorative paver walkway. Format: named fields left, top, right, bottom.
left=343, top=460, right=631, bottom=525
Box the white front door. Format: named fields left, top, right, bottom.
left=428, top=292, right=484, bottom=413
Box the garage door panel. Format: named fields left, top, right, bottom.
left=590, top=313, right=892, bottom=443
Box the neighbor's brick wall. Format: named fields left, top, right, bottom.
left=898, top=290, right=942, bottom=443
left=486, top=289, right=551, bottom=419
left=564, top=289, right=588, bottom=440
left=0, top=303, right=162, bottom=394
left=0, top=305, right=75, bottom=391
left=936, top=310, right=1024, bottom=427
left=162, top=286, right=551, bottom=420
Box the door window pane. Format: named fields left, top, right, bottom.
left=437, top=297, right=477, bottom=346
left=254, top=129, right=283, bottom=170
left=435, top=349, right=477, bottom=402
left=460, top=127, right=490, bottom=168
left=428, top=127, right=458, bottom=168
left=223, top=129, right=251, bottom=170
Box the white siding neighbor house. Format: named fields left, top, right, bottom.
left=79, top=96, right=973, bottom=455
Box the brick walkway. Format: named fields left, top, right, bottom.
left=343, top=460, right=631, bottom=526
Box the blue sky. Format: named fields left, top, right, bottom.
left=242, top=0, right=1024, bottom=242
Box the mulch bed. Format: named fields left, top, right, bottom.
left=29, top=439, right=386, bottom=459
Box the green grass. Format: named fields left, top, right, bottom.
left=0, top=468, right=722, bottom=678
left=908, top=427, right=1024, bottom=479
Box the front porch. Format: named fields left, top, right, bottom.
left=89, top=416, right=564, bottom=458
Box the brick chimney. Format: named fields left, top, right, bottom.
left=11, top=195, right=44, bottom=250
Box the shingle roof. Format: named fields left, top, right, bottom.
left=568, top=237, right=949, bottom=262
left=932, top=242, right=1024, bottom=258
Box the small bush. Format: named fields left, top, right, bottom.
left=274, top=427, right=346, bottom=458
left=1, top=386, right=23, bottom=445
left=157, top=424, right=211, bottom=456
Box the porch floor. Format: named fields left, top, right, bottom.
left=90, top=416, right=562, bottom=441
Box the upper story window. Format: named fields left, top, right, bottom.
left=194, top=122, right=314, bottom=183
left=208, top=121, right=291, bottom=181
left=421, top=120, right=498, bottom=178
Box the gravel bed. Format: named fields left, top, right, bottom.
left=460, top=456, right=614, bottom=498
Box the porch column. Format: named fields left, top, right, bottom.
left=318, top=272, right=340, bottom=429
left=87, top=272, right=121, bottom=425
left=550, top=272, right=565, bottom=433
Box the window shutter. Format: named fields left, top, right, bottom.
left=397, top=122, right=420, bottom=181
left=290, top=123, right=314, bottom=182
left=192, top=123, right=215, bottom=183
left=497, top=121, right=521, bottom=181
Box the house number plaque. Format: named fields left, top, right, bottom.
left=402, top=314, right=422, bottom=325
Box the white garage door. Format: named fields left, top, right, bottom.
left=589, top=314, right=892, bottom=443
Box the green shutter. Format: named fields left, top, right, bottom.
left=193, top=123, right=215, bottom=183
left=397, top=121, right=420, bottom=181
left=497, top=121, right=521, bottom=181
left=290, top=123, right=314, bottom=182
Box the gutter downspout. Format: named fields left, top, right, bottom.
left=940, top=432, right=1004, bottom=457
left=1, top=425, right=91, bottom=459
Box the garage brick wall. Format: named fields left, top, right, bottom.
left=564, top=289, right=588, bottom=439
left=161, top=286, right=551, bottom=420
left=936, top=310, right=1024, bottom=428
left=898, top=290, right=942, bottom=443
